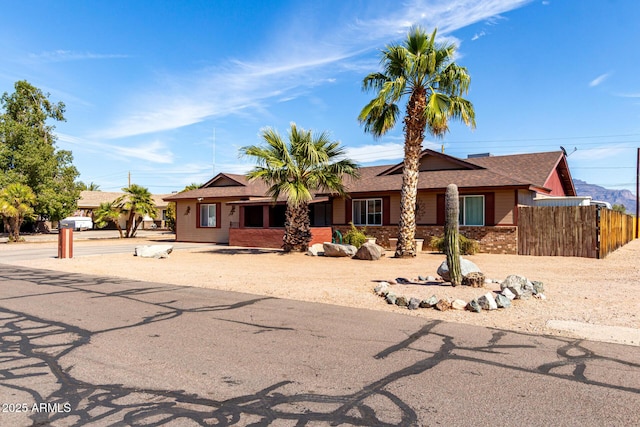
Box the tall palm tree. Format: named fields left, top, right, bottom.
left=116, top=184, right=157, bottom=238
left=93, top=200, right=124, bottom=238
left=241, top=123, right=359, bottom=252
left=359, top=26, right=476, bottom=258
left=0, top=183, right=36, bottom=242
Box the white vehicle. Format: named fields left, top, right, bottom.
left=61, top=216, right=93, bottom=231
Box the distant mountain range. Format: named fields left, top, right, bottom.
left=574, top=179, right=637, bottom=215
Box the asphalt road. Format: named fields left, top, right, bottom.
left=0, top=265, right=639, bottom=426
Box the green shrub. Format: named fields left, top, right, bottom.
left=343, top=223, right=368, bottom=248
left=429, top=234, right=479, bottom=255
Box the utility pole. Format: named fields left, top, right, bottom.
left=636, top=148, right=639, bottom=239
left=128, top=171, right=131, bottom=187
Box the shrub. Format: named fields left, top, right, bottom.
left=429, top=234, right=479, bottom=255
left=343, top=223, right=368, bottom=248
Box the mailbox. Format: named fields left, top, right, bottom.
left=59, top=220, right=75, bottom=229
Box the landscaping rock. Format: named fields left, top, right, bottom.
left=467, top=299, right=482, bottom=313
left=462, top=271, right=486, bottom=288
left=477, top=292, right=498, bottom=310
left=495, top=294, right=512, bottom=308
left=323, top=242, right=357, bottom=257
left=396, top=296, right=408, bottom=307
left=501, top=288, right=516, bottom=300
left=374, top=282, right=389, bottom=296
left=435, top=298, right=452, bottom=311
left=386, top=294, right=397, bottom=305
left=134, top=245, right=173, bottom=259
left=306, top=243, right=325, bottom=256
left=452, top=299, right=467, bottom=310
left=437, top=258, right=481, bottom=281
left=421, top=295, right=439, bottom=308
left=395, top=277, right=411, bottom=284
left=500, top=275, right=529, bottom=299
left=534, top=293, right=547, bottom=300
left=354, top=242, right=385, bottom=260
left=408, top=297, right=421, bottom=310
left=532, top=281, right=545, bottom=295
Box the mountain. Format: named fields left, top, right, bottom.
left=573, top=179, right=637, bottom=215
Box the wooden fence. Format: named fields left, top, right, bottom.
left=517, top=206, right=636, bottom=258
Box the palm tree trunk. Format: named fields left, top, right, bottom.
left=283, top=202, right=311, bottom=252
left=396, top=88, right=427, bottom=258
left=126, top=211, right=135, bottom=238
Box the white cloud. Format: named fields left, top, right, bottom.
left=95, top=0, right=532, bottom=140
left=589, top=72, right=611, bottom=87
left=345, top=140, right=441, bottom=163
left=472, top=31, right=487, bottom=40
left=29, top=50, right=130, bottom=62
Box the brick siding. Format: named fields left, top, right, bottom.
left=229, top=227, right=333, bottom=249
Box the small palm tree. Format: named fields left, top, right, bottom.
left=116, top=184, right=157, bottom=238
left=359, top=26, right=476, bottom=258
left=241, top=123, right=359, bottom=252
left=0, top=183, right=36, bottom=242
left=93, top=200, right=124, bottom=238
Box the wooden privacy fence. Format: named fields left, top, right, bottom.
left=517, top=206, right=636, bottom=258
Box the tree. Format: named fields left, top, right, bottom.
left=116, top=184, right=157, bottom=238
left=0, top=80, right=80, bottom=222
left=359, top=27, right=476, bottom=258
left=612, top=204, right=627, bottom=214
left=93, top=200, right=124, bottom=238
left=444, top=184, right=461, bottom=286
left=241, top=123, right=359, bottom=252
left=78, top=181, right=101, bottom=191
left=0, top=183, right=36, bottom=242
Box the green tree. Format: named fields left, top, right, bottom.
left=359, top=27, right=476, bottom=258
left=0, top=183, right=36, bottom=242
left=612, top=204, right=626, bottom=214
left=241, top=123, right=359, bottom=252
left=78, top=181, right=101, bottom=191
left=0, top=80, right=80, bottom=221
left=93, top=200, right=124, bottom=238
left=116, top=184, right=157, bottom=238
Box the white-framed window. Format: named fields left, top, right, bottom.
left=199, top=204, right=217, bottom=227
left=353, top=198, right=382, bottom=226
left=459, top=195, right=484, bottom=226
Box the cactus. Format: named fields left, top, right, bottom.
left=445, top=184, right=462, bottom=286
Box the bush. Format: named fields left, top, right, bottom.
left=343, top=223, right=368, bottom=248
left=429, top=234, right=479, bottom=255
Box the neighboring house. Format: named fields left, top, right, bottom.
left=76, top=191, right=172, bottom=230
left=164, top=149, right=576, bottom=253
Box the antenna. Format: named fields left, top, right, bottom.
left=560, top=146, right=577, bottom=157
left=213, top=128, right=216, bottom=176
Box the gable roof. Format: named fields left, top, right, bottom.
left=164, top=173, right=271, bottom=201
left=78, top=191, right=171, bottom=208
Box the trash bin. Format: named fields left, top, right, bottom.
left=58, top=220, right=74, bottom=259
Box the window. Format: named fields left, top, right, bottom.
left=353, top=198, right=382, bottom=226
left=199, top=204, right=217, bottom=227
left=459, top=196, right=484, bottom=226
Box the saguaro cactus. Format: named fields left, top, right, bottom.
left=445, top=184, right=462, bottom=286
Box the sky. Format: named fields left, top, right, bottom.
left=1, top=0, right=639, bottom=196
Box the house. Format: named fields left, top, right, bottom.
left=164, top=149, right=576, bottom=254
left=75, top=191, right=172, bottom=230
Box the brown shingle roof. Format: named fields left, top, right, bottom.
left=78, top=191, right=171, bottom=208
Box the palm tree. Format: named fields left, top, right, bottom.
left=241, top=123, right=359, bottom=252
left=116, top=184, right=157, bottom=238
left=359, top=26, right=476, bottom=258
left=93, top=200, right=124, bottom=238
left=0, top=183, right=36, bottom=242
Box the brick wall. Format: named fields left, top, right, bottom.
left=229, top=227, right=333, bottom=249
left=333, top=225, right=517, bottom=254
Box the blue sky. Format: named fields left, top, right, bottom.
left=1, top=0, right=639, bottom=195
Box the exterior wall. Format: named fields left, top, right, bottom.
left=332, top=197, right=346, bottom=224
left=544, top=168, right=566, bottom=195
left=518, top=189, right=535, bottom=206
left=175, top=199, right=238, bottom=243
left=388, top=194, right=402, bottom=224
left=494, top=190, right=515, bottom=225
left=229, top=227, right=333, bottom=249
left=418, top=156, right=463, bottom=171
left=333, top=224, right=517, bottom=254
left=416, top=193, right=437, bottom=224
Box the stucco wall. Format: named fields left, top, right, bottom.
left=175, top=199, right=238, bottom=243
left=494, top=190, right=515, bottom=225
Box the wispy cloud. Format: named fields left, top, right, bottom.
left=95, top=0, right=532, bottom=140
left=589, top=72, right=611, bottom=87
left=345, top=140, right=441, bottom=163
left=472, top=31, right=487, bottom=40
left=29, top=50, right=130, bottom=62
left=56, top=132, right=174, bottom=164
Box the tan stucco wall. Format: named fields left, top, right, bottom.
left=332, top=197, right=346, bottom=224
left=175, top=199, right=238, bottom=243
left=494, top=190, right=515, bottom=225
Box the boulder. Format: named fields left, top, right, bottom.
left=467, top=299, right=482, bottom=313
left=500, top=275, right=528, bottom=299
left=408, top=297, right=421, bottom=310
left=323, top=242, right=357, bottom=257
left=437, top=258, right=481, bottom=282
left=477, top=292, right=498, bottom=310
left=306, top=243, right=325, bottom=256
left=452, top=299, right=467, bottom=310
left=495, top=294, right=512, bottom=308
left=462, top=271, right=486, bottom=288
left=420, top=295, right=439, bottom=308
left=134, top=245, right=173, bottom=259
left=354, top=242, right=385, bottom=260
